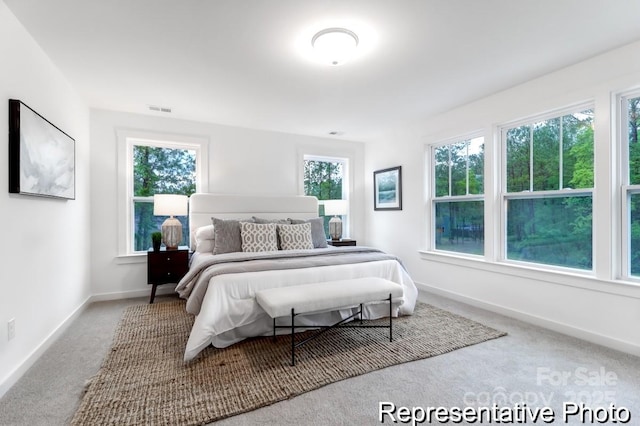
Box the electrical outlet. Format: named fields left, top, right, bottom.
left=8, top=318, right=15, bottom=341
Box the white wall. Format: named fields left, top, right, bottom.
left=90, top=109, right=365, bottom=298
left=2, top=0, right=636, bottom=400
left=365, top=40, right=640, bottom=356
left=0, top=1, right=91, bottom=396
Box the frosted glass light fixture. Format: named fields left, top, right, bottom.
left=311, top=28, right=359, bottom=66
left=153, top=194, right=188, bottom=250
left=324, top=199, right=348, bottom=240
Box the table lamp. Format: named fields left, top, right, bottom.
left=324, top=199, right=348, bottom=241
left=153, top=194, right=188, bottom=250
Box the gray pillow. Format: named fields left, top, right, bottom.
left=288, top=217, right=328, bottom=248
left=211, top=217, right=255, bottom=255
left=252, top=216, right=291, bottom=224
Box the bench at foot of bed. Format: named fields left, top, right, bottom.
left=255, top=277, right=404, bottom=366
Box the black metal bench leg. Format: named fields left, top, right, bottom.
left=389, top=293, right=393, bottom=342
left=273, top=295, right=395, bottom=366
left=291, top=308, right=295, bottom=366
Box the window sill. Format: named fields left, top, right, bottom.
left=418, top=250, right=640, bottom=300
left=116, top=253, right=147, bottom=265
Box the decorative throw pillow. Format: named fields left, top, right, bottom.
left=240, top=222, right=278, bottom=252
left=252, top=217, right=292, bottom=249
left=277, top=223, right=314, bottom=250
left=211, top=217, right=254, bottom=255
left=288, top=217, right=328, bottom=248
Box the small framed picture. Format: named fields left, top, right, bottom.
left=373, top=166, right=402, bottom=210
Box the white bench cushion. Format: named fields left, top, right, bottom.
left=255, top=277, right=403, bottom=318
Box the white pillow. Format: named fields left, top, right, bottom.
left=194, top=224, right=215, bottom=253
left=196, top=224, right=215, bottom=241
left=195, top=239, right=215, bottom=253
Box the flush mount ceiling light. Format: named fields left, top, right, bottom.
left=311, top=28, right=359, bottom=66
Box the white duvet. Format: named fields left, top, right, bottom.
left=180, top=251, right=418, bottom=361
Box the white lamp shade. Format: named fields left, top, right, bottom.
left=324, top=199, right=348, bottom=216
left=153, top=194, right=188, bottom=216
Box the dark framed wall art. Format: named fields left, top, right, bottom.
left=8, top=99, right=75, bottom=200
left=373, top=165, right=402, bottom=210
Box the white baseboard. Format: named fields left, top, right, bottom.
left=0, top=296, right=92, bottom=399
left=416, top=281, right=640, bottom=357
left=1, top=287, right=178, bottom=397
left=89, top=286, right=176, bottom=302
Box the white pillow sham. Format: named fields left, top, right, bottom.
left=194, top=224, right=215, bottom=253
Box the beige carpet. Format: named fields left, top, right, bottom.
left=71, top=301, right=506, bottom=425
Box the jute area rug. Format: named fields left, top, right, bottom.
left=71, top=301, right=506, bottom=425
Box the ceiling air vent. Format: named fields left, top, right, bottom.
left=148, top=105, right=172, bottom=113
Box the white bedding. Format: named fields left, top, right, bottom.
left=181, top=251, right=418, bottom=361
left=180, top=193, right=419, bottom=362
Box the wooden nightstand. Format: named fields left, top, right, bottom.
left=327, top=239, right=357, bottom=247
left=147, top=248, right=189, bottom=303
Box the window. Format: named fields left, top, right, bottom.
left=131, top=143, right=196, bottom=252
left=502, top=107, right=594, bottom=270
left=621, top=94, right=640, bottom=279
left=432, top=136, right=484, bottom=255
left=118, top=130, right=207, bottom=256
left=303, top=155, right=349, bottom=237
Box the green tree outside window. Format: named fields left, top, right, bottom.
left=433, top=137, right=484, bottom=255
left=133, top=145, right=196, bottom=252
left=505, top=110, right=594, bottom=269
left=627, top=97, right=640, bottom=276
left=304, top=158, right=345, bottom=236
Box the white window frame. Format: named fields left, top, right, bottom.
left=117, top=129, right=209, bottom=259
left=500, top=103, right=595, bottom=272
left=429, top=134, right=485, bottom=256
left=300, top=152, right=351, bottom=238
left=619, top=91, right=640, bottom=282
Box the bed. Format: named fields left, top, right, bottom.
left=175, top=193, right=418, bottom=361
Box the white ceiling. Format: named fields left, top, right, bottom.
left=6, top=0, right=640, bottom=142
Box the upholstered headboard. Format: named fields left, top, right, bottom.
left=188, top=193, right=319, bottom=248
